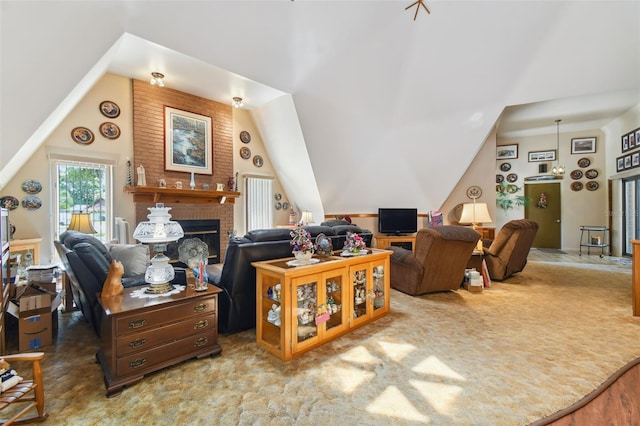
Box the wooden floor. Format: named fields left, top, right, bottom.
left=527, top=248, right=629, bottom=266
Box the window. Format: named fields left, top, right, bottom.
left=245, top=175, right=273, bottom=231
left=52, top=158, right=113, bottom=243
left=623, top=176, right=639, bottom=256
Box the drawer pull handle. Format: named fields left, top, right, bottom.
left=128, top=338, right=147, bottom=348
left=129, top=358, right=146, bottom=369
left=194, top=303, right=207, bottom=312
left=128, top=319, right=147, bottom=329
left=194, top=337, right=208, bottom=347
left=194, top=320, right=208, bottom=330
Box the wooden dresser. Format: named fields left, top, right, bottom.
left=96, top=283, right=222, bottom=397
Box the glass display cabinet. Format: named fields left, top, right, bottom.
left=254, top=249, right=390, bottom=361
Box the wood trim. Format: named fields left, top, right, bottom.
left=530, top=357, right=640, bottom=425
left=123, top=186, right=240, bottom=205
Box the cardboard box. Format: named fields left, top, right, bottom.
left=464, top=283, right=483, bottom=293
left=7, top=283, right=62, bottom=351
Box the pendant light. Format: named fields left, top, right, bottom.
left=552, top=119, right=565, bottom=178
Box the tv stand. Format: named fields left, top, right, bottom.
left=375, top=234, right=416, bottom=253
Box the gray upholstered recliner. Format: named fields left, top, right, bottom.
left=388, top=226, right=480, bottom=295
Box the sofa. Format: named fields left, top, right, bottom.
left=206, top=222, right=373, bottom=333
left=387, top=226, right=480, bottom=295
left=482, top=219, right=539, bottom=281
left=54, top=231, right=155, bottom=336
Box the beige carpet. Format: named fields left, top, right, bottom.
left=5, top=260, right=640, bottom=425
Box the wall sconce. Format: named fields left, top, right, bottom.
left=231, top=97, right=244, bottom=108
left=552, top=119, right=565, bottom=178
left=150, top=72, right=165, bottom=87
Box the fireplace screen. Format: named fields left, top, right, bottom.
left=166, top=219, right=220, bottom=268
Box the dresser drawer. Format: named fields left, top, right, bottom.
left=116, top=331, right=216, bottom=376
left=115, top=295, right=217, bottom=336
left=116, top=313, right=217, bottom=356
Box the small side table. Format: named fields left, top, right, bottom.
left=467, top=251, right=484, bottom=271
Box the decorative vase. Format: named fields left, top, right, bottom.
left=190, top=172, right=196, bottom=190
left=294, top=251, right=313, bottom=262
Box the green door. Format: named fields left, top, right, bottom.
left=525, top=182, right=561, bottom=248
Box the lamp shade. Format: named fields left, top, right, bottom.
left=459, top=202, right=492, bottom=226
left=67, top=213, right=97, bottom=234
left=133, top=203, right=184, bottom=244
left=300, top=211, right=314, bottom=225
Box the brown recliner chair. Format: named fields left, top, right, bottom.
left=482, top=219, right=539, bottom=281
left=388, top=226, right=480, bottom=295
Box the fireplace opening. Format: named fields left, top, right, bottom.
left=165, top=219, right=221, bottom=268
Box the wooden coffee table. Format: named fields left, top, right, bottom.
left=96, top=282, right=222, bottom=397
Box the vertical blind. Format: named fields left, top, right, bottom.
left=245, top=176, right=273, bottom=231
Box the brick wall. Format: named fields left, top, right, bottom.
left=132, top=79, right=234, bottom=259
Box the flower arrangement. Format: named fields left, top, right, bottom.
left=344, top=232, right=366, bottom=253
left=290, top=224, right=315, bottom=254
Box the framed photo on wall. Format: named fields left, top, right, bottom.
left=496, top=144, right=518, bottom=160
left=164, top=107, right=213, bottom=175
left=528, top=150, right=556, bottom=162
left=571, top=137, right=596, bottom=154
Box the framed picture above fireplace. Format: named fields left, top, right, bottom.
left=164, top=107, right=213, bottom=175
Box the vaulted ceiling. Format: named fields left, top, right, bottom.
left=1, top=1, right=638, bottom=215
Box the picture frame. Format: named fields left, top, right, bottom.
left=164, top=107, right=213, bottom=175
left=71, top=127, right=94, bottom=145
left=99, top=100, right=120, bottom=118
left=622, top=134, right=630, bottom=152
left=528, top=150, right=556, bottom=162
left=571, top=137, right=596, bottom=154
left=496, top=144, right=518, bottom=160
left=617, top=156, right=624, bottom=172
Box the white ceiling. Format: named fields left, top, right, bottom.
left=1, top=1, right=639, bottom=214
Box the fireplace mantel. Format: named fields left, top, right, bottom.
left=124, top=186, right=240, bottom=205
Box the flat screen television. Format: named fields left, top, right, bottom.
left=378, top=208, right=418, bottom=235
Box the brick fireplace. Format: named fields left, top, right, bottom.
left=131, top=79, right=235, bottom=261
left=166, top=219, right=221, bottom=268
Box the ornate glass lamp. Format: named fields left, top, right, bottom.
left=132, top=203, right=184, bottom=294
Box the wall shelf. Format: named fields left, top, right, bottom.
left=123, top=186, right=240, bottom=205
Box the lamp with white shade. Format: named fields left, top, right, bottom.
left=459, top=202, right=492, bottom=252
left=300, top=211, right=314, bottom=226
left=132, top=203, right=184, bottom=294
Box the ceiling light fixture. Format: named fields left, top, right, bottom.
left=232, top=97, right=244, bottom=108
left=150, top=72, right=165, bottom=87
left=552, top=119, right=565, bottom=178
left=406, top=0, right=430, bottom=21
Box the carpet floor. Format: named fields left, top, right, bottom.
left=4, top=260, right=640, bottom=425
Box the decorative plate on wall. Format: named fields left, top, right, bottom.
left=71, top=127, right=94, bottom=145
left=99, top=100, right=120, bottom=118
left=586, top=181, right=599, bottom=191
left=275, top=193, right=282, bottom=200
left=506, top=184, right=519, bottom=194
left=99, top=122, right=120, bottom=139
left=21, top=179, right=42, bottom=194
left=496, top=174, right=504, bottom=183
left=282, top=202, right=290, bottom=210
left=506, top=173, right=518, bottom=183
left=240, top=147, right=251, bottom=159
left=21, top=196, right=42, bottom=210
left=275, top=202, right=282, bottom=210
left=570, top=170, right=583, bottom=180
left=585, top=169, right=598, bottom=179
left=571, top=182, right=583, bottom=191
left=0, top=196, right=19, bottom=210
left=253, top=155, right=264, bottom=167
left=500, top=163, right=511, bottom=172
left=240, top=131, right=251, bottom=144
left=466, top=186, right=482, bottom=199
left=577, top=158, right=591, bottom=168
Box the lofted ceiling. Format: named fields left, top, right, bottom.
left=1, top=1, right=639, bottom=215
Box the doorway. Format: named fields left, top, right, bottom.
left=525, top=182, right=561, bottom=248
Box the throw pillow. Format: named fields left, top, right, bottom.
left=107, top=244, right=150, bottom=277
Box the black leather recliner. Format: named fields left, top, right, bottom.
left=55, top=231, right=147, bottom=336
left=208, top=224, right=373, bottom=333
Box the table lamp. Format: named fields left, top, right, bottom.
left=132, top=203, right=184, bottom=294
left=459, top=202, right=492, bottom=251
left=67, top=212, right=97, bottom=234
